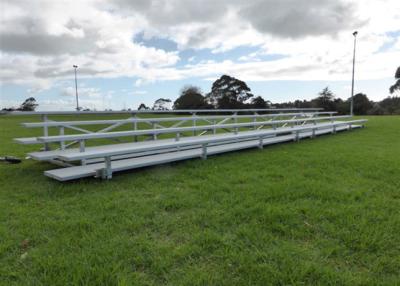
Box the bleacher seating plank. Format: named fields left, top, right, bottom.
left=44, top=125, right=359, bottom=181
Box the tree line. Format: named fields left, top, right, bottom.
left=3, top=67, right=399, bottom=114
left=143, top=68, right=400, bottom=115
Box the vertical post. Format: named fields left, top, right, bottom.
left=350, top=31, right=358, bottom=116
left=192, top=112, right=196, bottom=136
left=258, top=136, right=263, bottom=149
left=213, top=120, right=216, bottom=134
left=79, top=140, right=86, bottom=165
left=253, top=112, right=257, bottom=130
left=73, top=65, right=79, bottom=111
left=233, top=112, right=238, bottom=134
left=104, top=156, right=112, bottom=179
left=59, top=126, right=65, bottom=150
left=42, top=114, right=50, bottom=151
left=295, top=130, right=299, bottom=142
left=201, top=143, right=207, bottom=160
left=152, top=122, right=157, bottom=140
left=132, top=113, right=138, bottom=142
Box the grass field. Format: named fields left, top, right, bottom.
left=0, top=115, right=399, bottom=285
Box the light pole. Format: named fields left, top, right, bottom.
left=350, top=31, right=358, bottom=116
left=73, top=65, right=79, bottom=111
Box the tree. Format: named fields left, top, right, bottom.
left=352, top=93, right=373, bottom=115
left=206, top=75, right=253, bottom=109
left=250, top=96, right=269, bottom=108
left=138, top=103, right=149, bottom=110
left=367, top=103, right=385, bottom=115
left=389, top=66, right=400, bottom=94
left=379, top=96, right=400, bottom=115
left=312, top=87, right=336, bottom=111
left=18, top=97, right=38, bottom=111
left=333, top=98, right=348, bottom=115
left=152, top=98, right=172, bottom=110
left=2, top=107, right=16, bottom=112
left=173, top=85, right=209, bottom=109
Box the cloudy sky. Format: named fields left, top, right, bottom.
left=0, top=0, right=399, bottom=110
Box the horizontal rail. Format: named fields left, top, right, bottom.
left=57, top=120, right=367, bottom=161
left=33, top=115, right=352, bottom=143
left=4, top=108, right=324, bottom=116
left=22, top=112, right=337, bottom=128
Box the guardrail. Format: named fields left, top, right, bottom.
left=14, top=109, right=335, bottom=151
left=11, top=109, right=367, bottom=181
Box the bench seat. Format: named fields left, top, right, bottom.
left=44, top=125, right=360, bottom=181
left=14, top=137, right=41, bottom=144
left=28, top=128, right=285, bottom=162
left=56, top=121, right=365, bottom=162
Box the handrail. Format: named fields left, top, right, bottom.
left=22, top=111, right=337, bottom=128
left=57, top=120, right=367, bottom=161
left=5, top=108, right=323, bottom=116
left=33, top=115, right=352, bottom=143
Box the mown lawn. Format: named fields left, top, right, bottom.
left=0, top=115, right=399, bottom=285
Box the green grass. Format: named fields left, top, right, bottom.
left=0, top=115, right=399, bottom=285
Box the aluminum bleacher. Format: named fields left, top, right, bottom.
left=11, top=109, right=367, bottom=181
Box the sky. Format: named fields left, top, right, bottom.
left=0, top=0, right=399, bottom=111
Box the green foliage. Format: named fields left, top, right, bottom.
left=250, top=96, right=270, bottom=108
left=352, top=93, right=373, bottom=115
left=138, top=103, right=150, bottom=110
left=274, top=86, right=399, bottom=115
left=313, top=87, right=337, bottom=111
left=389, top=66, right=400, bottom=94
left=152, top=98, right=172, bottom=110
left=19, top=97, right=38, bottom=111
left=379, top=96, right=400, bottom=115
left=173, top=86, right=209, bottom=110
left=206, top=75, right=254, bottom=109
left=0, top=115, right=399, bottom=285
left=2, top=97, right=39, bottom=112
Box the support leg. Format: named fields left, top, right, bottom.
left=258, top=137, right=263, bottom=149
left=79, top=140, right=86, bottom=165
left=103, top=156, right=112, bottom=179
left=201, top=144, right=207, bottom=160
left=295, top=131, right=300, bottom=142
left=59, top=126, right=65, bottom=150
left=42, top=114, right=50, bottom=151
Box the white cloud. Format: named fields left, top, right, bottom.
left=0, top=0, right=399, bottom=101
left=132, top=90, right=147, bottom=95
left=61, top=86, right=104, bottom=98
left=0, top=0, right=179, bottom=87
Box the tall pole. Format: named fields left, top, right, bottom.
left=73, top=65, right=79, bottom=111
left=350, top=31, right=358, bottom=116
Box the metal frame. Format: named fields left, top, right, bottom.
left=44, top=119, right=366, bottom=181
left=5, top=108, right=323, bottom=116
left=16, top=111, right=337, bottom=151
left=29, top=115, right=349, bottom=144
left=11, top=109, right=368, bottom=181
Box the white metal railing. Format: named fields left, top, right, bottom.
left=16, top=114, right=344, bottom=152
left=14, top=109, right=336, bottom=151
left=54, top=119, right=367, bottom=179
left=5, top=108, right=323, bottom=116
